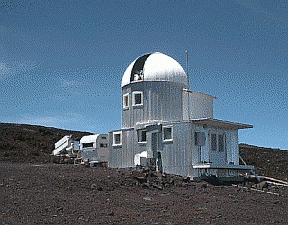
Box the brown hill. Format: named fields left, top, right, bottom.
left=0, top=123, right=93, bottom=163
left=0, top=123, right=287, bottom=180
left=239, top=143, right=288, bottom=181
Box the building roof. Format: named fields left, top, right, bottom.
left=80, top=134, right=100, bottom=143
left=121, top=52, right=188, bottom=87
left=192, top=118, right=253, bottom=130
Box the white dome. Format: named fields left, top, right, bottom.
left=121, top=52, right=188, bottom=88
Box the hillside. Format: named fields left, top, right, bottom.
left=0, top=123, right=287, bottom=180
left=239, top=143, right=288, bottom=181
left=0, top=123, right=93, bottom=163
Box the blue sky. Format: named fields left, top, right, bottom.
left=0, top=0, right=287, bottom=150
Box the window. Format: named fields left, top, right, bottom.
left=132, top=91, right=143, bottom=106
left=163, top=126, right=173, bottom=142
left=123, top=93, right=129, bottom=109
left=83, top=143, right=94, bottom=148
left=210, top=133, right=225, bottom=152
left=100, top=143, right=108, bottom=148
left=218, top=134, right=225, bottom=152
left=101, top=136, right=107, bottom=139
left=138, top=130, right=147, bottom=143
left=211, top=133, right=217, bottom=151
left=113, top=131, right=122, bottom=146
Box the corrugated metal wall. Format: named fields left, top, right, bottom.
left=160, top=122, right=194, bottom=177
left=122, top=81, right=185, bottom=128
left=109, top=128, right=149, bottom=168
left=229, top=130, right=239, bottom=165
left=183, top=90, right=214, bottom=120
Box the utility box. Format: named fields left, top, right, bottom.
left=195, top=132, right=206, bottom=146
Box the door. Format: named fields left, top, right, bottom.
left=151, top=132, right=163, bottom=172
left=151, top=132, right=160, bottom=156
left=209, top=133, right=227, bottom=164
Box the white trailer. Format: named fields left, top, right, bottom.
left=80, top=134, right=108, bottom=163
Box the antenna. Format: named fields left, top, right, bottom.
left=185, top=50, right=189, bottom=88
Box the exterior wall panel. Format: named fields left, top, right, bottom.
left=122, top=81, right=185, bottom=129
left=161, top=122, right=193, bottom=177
left=183, top=90, right=215, bottom=120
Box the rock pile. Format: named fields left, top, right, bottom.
left=131, top=166, right=197, bottom=190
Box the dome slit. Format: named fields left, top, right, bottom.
left=130, top=53, right=152, bottom=82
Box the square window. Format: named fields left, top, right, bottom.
left=138, top=130, right=147, bottom=143
left=113, top=132, right=122, bottom=146
left=123, top=93, right=129, bottom=109
left=163, top=126, right=173, bottom=141
left=135, top=93, right=142, bottom=105
left=132, top=91, right=143, bottom=106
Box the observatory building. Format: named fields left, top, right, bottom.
left=108, top=52, right=253, bottom=178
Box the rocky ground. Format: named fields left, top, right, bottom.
left=1, top=162, right=288, bottom=224
left=1, top=123, right=288, bottom=224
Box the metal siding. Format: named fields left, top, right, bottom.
left=126, top=130, right=134, bottom=167
left=161, top=122, right=193, bottom=177
left=122, top=87, right=132, bottom=128
left=108, top=132, right=115, bottom=167
left=225, top=131, right=233, bottom=164
left=191, top=124, right=199, bottom=165
left=183, top=91, right=214, bottom=120
left=123, top=81, right=184, bottom=128
left=145, top=82, right=184, bottom=122
left=123, top=130, right=129, bottom=167
left=230, top=130, right=239, bottom=165
left=182, top=91, right=189, bottom=120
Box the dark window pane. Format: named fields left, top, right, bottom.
left=135, top=93, right=142, bottom=105
left=142, top=131, right=146, bottom=142
left=164, top=127, right=172, bottom=140
left=114, top=134, right=121, bottom=144
left=83, top=143, right=93, bottom=148
left=138, top=130, right=147, bottom=142
left=218, top=134, right=224, bottom=152
left=124, top=95, right=129, bottom=106
left=211, top=134, right=217, bottom=151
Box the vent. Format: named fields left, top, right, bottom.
left=130, top=53, right=152, bottom=82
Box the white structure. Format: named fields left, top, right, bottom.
left=134, top=151, right=148, bottom=166
left=80, top=134, right=108, bottom=162
left=109, top=52, right=253, bottom=179
left=52, top=135, right=80, bottom=156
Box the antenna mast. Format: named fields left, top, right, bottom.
left=185, top=50, right=189, bottom=88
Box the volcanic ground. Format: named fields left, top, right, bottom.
left=1, top=123, right=287, bottom=224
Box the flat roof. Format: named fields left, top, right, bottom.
left=192, top=118, right=253, bottom=130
